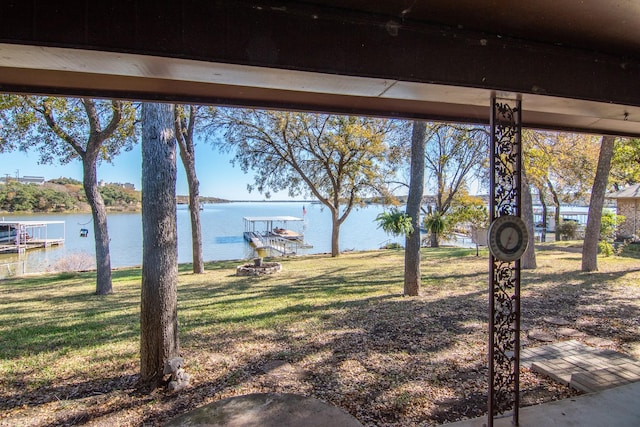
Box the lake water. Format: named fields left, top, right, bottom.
left=0, top=202, right=405, bottom=274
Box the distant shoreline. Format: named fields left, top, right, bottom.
left=0, top=199, right=316, bottom=215
left=211, top=199, right=315, bottom=203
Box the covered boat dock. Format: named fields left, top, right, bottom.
left=0, top=220, right=65, bottom=254
left=243, top=216, right=311, bottom=256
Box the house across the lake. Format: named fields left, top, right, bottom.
left=0, top=176, right=45, bottom=185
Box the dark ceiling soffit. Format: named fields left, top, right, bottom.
left=1, top=0, right=639, bottom=107
left=3, top=68, right=639, bottom=138
left=0, top=67, right=489, bottom=121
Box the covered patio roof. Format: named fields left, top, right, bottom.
left=1, top=0, right=639, bottom=136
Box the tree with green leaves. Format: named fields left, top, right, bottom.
left=0, top=95, right=137, bottom=294
left=376, top=120, right=427, bottom=295
left=0, top=181, right=77, bottom=212
left=610, top=138, right=640, bottom=190
left=443, top=193, right=488, bottom=235
left=424, top=124, right=489, bottom=246
left=98, top=184, right=140, bottom=206
left=523, top=130, right=600, bottom=241
left=216, top=109, right=395, bottom=256
left=423, top=211, right=447, bottom=247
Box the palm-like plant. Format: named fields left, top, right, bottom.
left=424, top=211, right=447, bottom=247
left=376, top=208, right=414, bottom=237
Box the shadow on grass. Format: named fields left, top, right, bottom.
left=0, top=374, right=139, bottom=412
left=138, top=287, right=492, bottom=426
left=422, top=247, right=488, bottom=259
left=0, top=270, right=141, bottom=360
left=2, top=250, right=639, bottom=426
left=522, top=267, right=640, bottom=343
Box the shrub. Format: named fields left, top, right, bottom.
left=99, top=184, right=140, bottom=206
left=600, top=211, right=625, bottom=241
left=48, top=253, right=95, bottom=272
left=0, top=182, right=77, bottom=212
left=620, top=241, right=640, bottom=258
left=375, top=208, right=413, bottom=237
left=380, top=242, right=403, bottom=250
left=48, top=177, right=82, bottom=185
left=598, top=241, right=614, bottom=256
left=557, top=220, right=579, bottom=240
left=424, top=212, right=447, bottom=235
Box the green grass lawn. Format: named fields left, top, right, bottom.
left=1, top=246, right=638, bottom=426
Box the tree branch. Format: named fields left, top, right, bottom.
left=42, top=99, right=86, bottom=157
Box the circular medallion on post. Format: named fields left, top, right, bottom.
left=487, top=214, right=529, bottom=262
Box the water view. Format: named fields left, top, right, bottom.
left=0, top=202, right=405, bottom=275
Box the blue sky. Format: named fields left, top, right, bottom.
left=2, top=144, right=484, bottom=201
left=1, top=143, right=289, bottom=201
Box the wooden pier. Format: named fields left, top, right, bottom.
left=244, top=231, right=299, bottom=256
left=0, top=239, right=65, bottom=254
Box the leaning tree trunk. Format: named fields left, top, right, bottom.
left=176, top=105, right=204, bottom=274
left=582, top=135, right=616, bottom=272
left=521, top=173, right=537, bottom=269
left=140, top=103, right=181, bottom=387
left=404, top=120, right=426, bottom=296
left=82, top=156, right=112, bottom=295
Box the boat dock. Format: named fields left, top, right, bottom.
left=0, top=220, right=65, bottom=254
left=243, top=216, right=312, bottom=256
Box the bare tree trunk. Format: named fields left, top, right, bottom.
left=521, top=173, right=537, bottom=269
left=185, top=166, right=203, bottom=273
left=38, top=98, right=124, bottom=296
left=548, top=180, right=562, bottom=241
left=430, top=231, right=439, bottom=248
left=175, top=105, right=204, bottom=274
left=330, top=208, right=340, bottom=257
left=83, top=157, right=112, bottom=295
left=537, top=186, right=548, bottom=242
left=140, top=103, right=180, bottom=387
left=404, top=121, right=426, bottom=296
left=582, top=135, right=616, bottom=272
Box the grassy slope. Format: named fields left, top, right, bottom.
left=0, top=247, right=639, bottom=426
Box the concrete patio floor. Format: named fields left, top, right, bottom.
left=443, top=381, right=640, bottom=427
left=164, top=392, right=363, bottom=427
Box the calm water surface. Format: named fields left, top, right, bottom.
left=0, top=202, right=404, bottom=274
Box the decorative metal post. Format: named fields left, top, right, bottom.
left=488, top=96, right=522, bottom=426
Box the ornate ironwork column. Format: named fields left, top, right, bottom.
left=488, top=96, right=522, bottom=426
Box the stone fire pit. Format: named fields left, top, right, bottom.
left=236, top=259, right=282, bottom=276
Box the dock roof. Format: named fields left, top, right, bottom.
left=0, top=220, right=65, bottom=226
left=243, top=216, right=304, bottom=223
